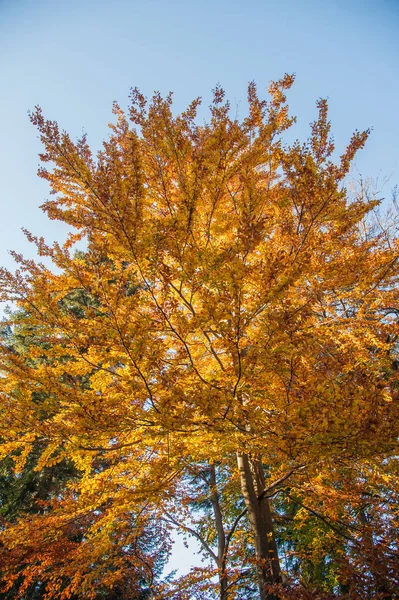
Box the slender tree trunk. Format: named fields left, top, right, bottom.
left=209, top=463, right=228, bottom=600
left=358, top=507, right=392, bottom=599
left=237, top=452, right=281, bottom=600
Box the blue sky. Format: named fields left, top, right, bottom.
left=1, top=0, right=398, bottom=272
left=0, top=0, right=398, bottom=574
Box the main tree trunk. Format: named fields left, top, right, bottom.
left=237, top=453, right=281, bottom=600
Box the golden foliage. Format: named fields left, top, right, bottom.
left=1, top=76, right=398, bottom=598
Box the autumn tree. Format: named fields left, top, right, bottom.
left=0, top=75, right=399, bottom=599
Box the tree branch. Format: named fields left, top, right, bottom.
left=163, top=511, right=219, bottom=564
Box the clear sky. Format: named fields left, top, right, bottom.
left=1, top=0, right=398, bottom=272
left=0, top=0, right=398, bottom=574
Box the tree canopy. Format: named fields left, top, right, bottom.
left=0, top=75, right=398, bottom=599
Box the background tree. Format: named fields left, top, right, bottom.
left=163, top=459, right=258, bottom=599
left=0, top=307, right=171, bottom=600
